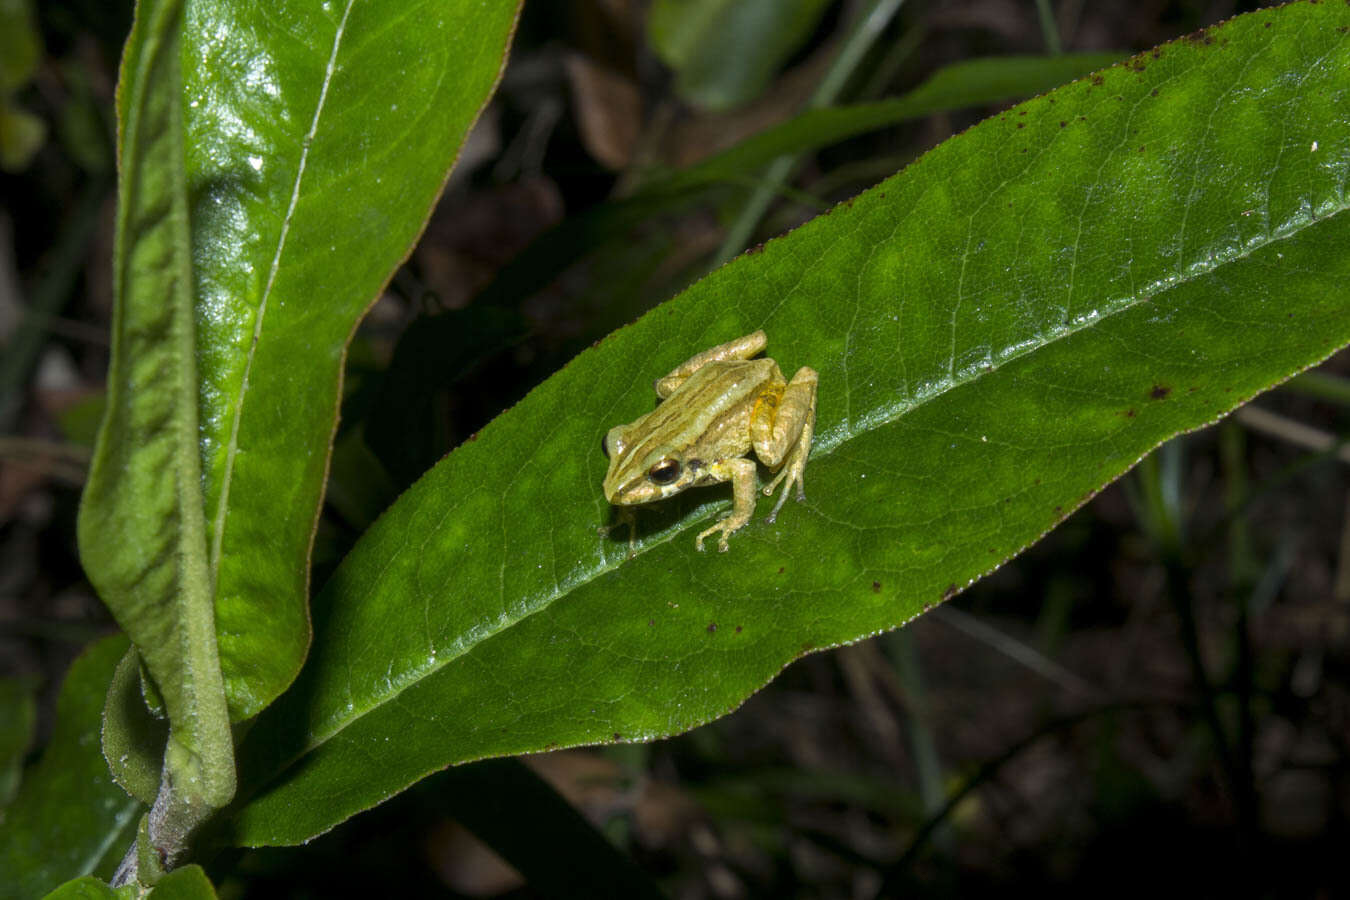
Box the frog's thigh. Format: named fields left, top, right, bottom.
left=752, top=366, right=818, bottom=466
left=655, top=330, right=768, bottom=398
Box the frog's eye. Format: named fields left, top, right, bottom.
left=647, top=459, right=681, bottom=485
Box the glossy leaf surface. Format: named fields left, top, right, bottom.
left=183, top=0, right=522, bottom=720
left=230, top=2, right=1350, bottom=845
left=0, top=636, right=141, bottom=900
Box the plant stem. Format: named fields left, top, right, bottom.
left=1034, top=0, right=1064, bottom=56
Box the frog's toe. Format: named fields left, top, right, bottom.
left=697, top=519, right=738, bottom=551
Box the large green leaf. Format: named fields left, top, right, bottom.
left=228, top=2, right=1350, bottom=845
left=183, top=0, right=522, bottom=721
left=0, top=636, right=142, bottom=900
left=78, top=0, right=234, bottom=818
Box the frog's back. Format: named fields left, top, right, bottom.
left=668, top=358, right=771, bottom=458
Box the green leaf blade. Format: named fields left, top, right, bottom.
left=182, top=0, right=523, bottom=720
left=0, top=637, right=142, bottom=900
left=230, top=1, right=1350, bottom=846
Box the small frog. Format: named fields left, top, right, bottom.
left=602, top=330, right=817, bottom=552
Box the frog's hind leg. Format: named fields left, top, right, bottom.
left=753, top=365, right=818, bottom=522
left=655, top=330, right=767, bottom=398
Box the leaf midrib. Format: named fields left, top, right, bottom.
left=207, top=0, right=358, bottom=577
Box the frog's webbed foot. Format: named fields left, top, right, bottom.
left=695, top=517, right=736, bottom=553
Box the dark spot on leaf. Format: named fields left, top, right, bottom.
left=1139, top=145, right=1146, bottom=153
left=1079, top=115, right=1087, bottom=121
left=1151, top=88, right=1159, bottom=97
left=747, top=243, right=764, bottom=255
left=735, top=626, right=742, bottom=634
left=468, top=432, right=479, bottom=441
left=1184, top=28, right=1213, bottom=44
left=1059, top=120, right=1067, bottom=127
left=942, top=584, right=958, bottom=601
left=1125, top=409, right=1137, bottom=418
left=1019, top=110, right=1027, bottom=116
left=613, top=733, right=622, bottom=741
left=1188, top=386, right=1199, bottom=393
left=880, top=192, right=886, bottom=198
left=1091, top=74, right=1104, bottom=85
left=872, top=581, right=881, bottom=593
left=648, top=619, right=655, bottom=626
left=1151, top=48, right=1162, bottom=59
left=1034, top=478, right=1041, bottom=485
left=707, top=622, right=717, bottom=633
left=1129, top=59, right=1146, bottom=72
left=1016, top=122, right=1025, bottom=129
left=778, top=566, right=785, bottom=574
left=591, top=339, right=601, bottom=348
left=1150, top=385, right=1172, bottom=400
left=1055, top=505, right=1063, bottom=513
left=802, top=641, right=814, bottom=651
left=1265, top=21, right=1272, bottom=27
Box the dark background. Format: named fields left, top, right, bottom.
left=3, top=1, right=1348, bottom=897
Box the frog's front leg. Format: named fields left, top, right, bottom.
left=752, top=365, right=818, bottom=522
left=695, top=458, right=758, bottom=552
left=655, top=330, right=767, bottom=398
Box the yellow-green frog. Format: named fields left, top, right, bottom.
left=602, top=330, right=817, bottom=552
